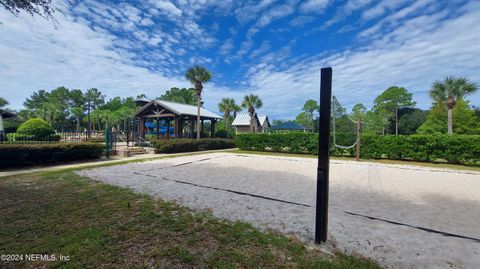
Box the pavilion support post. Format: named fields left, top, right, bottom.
left=156, top=119, right=160, bottom=139
left=174, top=116, right=179, bottom=139
left=178, top=117, right=183, bottom=138
left=166, top=119, right=170, bottom=140
left=201, top=120, right=204, bottom=138
left=139, top=117, right=145, bottom=139
left=190, top=119, right=196, bottom=138
left=210, top=119, right=216, bottom=138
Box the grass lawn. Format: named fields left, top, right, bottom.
left=228, top=150, right=480, bottom=173
left=0, top=170, right=381, bottom=269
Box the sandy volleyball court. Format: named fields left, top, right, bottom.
left=77, top=153, right=480, bottom=269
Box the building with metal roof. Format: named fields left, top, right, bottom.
left=132, top=99, right=222, bottom=139
left=232, top=113, right=269, bottom=134
left=257, top=115, right=271, bottom=133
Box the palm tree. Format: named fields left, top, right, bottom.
left=218, top=98, right=241, bottom=133
left=185, top=65, right=212, bottom=139
left=430, top=76, right=478, bottom=135
left=241, top=94, right=263, bottom=133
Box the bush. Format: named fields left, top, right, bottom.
left=215, top=129, right=236, bottom=139
left=152, top=139, right=236, bottom=153
left=0, top=143, right=104, bottom=168
left=16, top=118, right=59, bottom=141
left=215, top=129, right=229, bottom=138
left=236, top=133, right=480, bottom=165
left=237, top=133, right=318, bottom=154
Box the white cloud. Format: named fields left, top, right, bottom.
left=299, top=0, right=330, bottom=14
left=0, top=8, right=236, bottom=115
left=289, top=16, right=315, bottom=27
left=361, top=0, right=408, bottom=21
left=234, top=0, right=274, bottom=24
left=249, top=41, right=271, bottom=59
left=1, top=0, right=479, bottom=121
left=219, top=38, right=234, bottom=56
left=244, top=1, right=480, bottom=118
left=151, top=0, right=183, bottom=17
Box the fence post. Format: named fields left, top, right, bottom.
left=105, top=128, right=110, bottom=159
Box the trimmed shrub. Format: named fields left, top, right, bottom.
left=0, top=143, right=104, bottom=168
left=215, top=129, right=236, bottom=139
left=237, top=133, right=318, bottom=154
left=236, top=133, right=480, bottom=165
left=152, top=138, right=236, bottom=153
left=215, top=129, right=229, bottom=138
left=16, top=118, right=60, bottom=141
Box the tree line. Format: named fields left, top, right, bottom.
left=283, top=76, right=479, bottom=136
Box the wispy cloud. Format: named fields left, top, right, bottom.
left=0, top=0, right=479, bottom=120
left=299, top=0, right=331, bottom=13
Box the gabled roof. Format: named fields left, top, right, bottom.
left=133, top=99, right=222, bottom=119
left=0, top=109, right=16, bottom=118
left=270, top=121, right=307, bottom=130
left=258, top=115, right=270, bottom=127
left=232, top=113, right=260, bottom=126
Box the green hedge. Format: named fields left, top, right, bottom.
left=236, top=133, right=480, bottom=165
left=0, top=143, right=104, bottom=168
left=151, top=139, right=236, bottom=153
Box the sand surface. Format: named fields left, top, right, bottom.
left=77, top=153, right=480, bottom=269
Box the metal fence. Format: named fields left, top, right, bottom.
left=0, top=131, right=117, bottom=149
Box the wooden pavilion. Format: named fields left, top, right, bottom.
left=133, top=99, right=222, bottom=139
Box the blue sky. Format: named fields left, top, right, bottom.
left=1, top=0, right=480, bottom=119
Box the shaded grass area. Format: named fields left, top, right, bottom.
left=0, top=172, right=381, bottom=268
left=228, top=150, right=480, bottom=173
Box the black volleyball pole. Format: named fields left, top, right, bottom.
left=315, top=67, right=332, bottom=244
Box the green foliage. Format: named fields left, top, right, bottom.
left=241, top=94, right=263, bottom=114
left=429, top=76, right=478, bottom=134
left=0, top=97, right=8, bottom=107
left=215, top=129, right=229, bottom=138
left=16, top=118, right=57, bottom=140
left=0, top=143, right=104, bottom=168
left=218, top=98, right=241, bottom=133
left=351, top=103, right=367, bottom=122
left=237, top=133, right=480, bottom=165
left=0, top=0, right=57, bottom=20
left=417, top=100, right=480, bottom=135
left=185, top=65, right=212, bottom=95
left=159, top=87, right=197, bottom=105
left=374, top=86, right=415, bottom=113
left=373, top=86, right=415, bottom=134
left=294, top=99, right=319, bottom=130
left=363, top=111, right=387, bottom=134
left=295, top=112, right=310, bottom=129
left=237, top=133, right=318, bottom=154
left=430, top=76, right=478, bottom=104
left=359, top=134, right=480, bottom=164
left=397, top=108, right=427, bottom=134
left=151, top=139, right=235, bottom=153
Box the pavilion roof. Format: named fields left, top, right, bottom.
left=0, top=109, right=16, bottom=118
left=133, top=99, right=222, bottom=119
